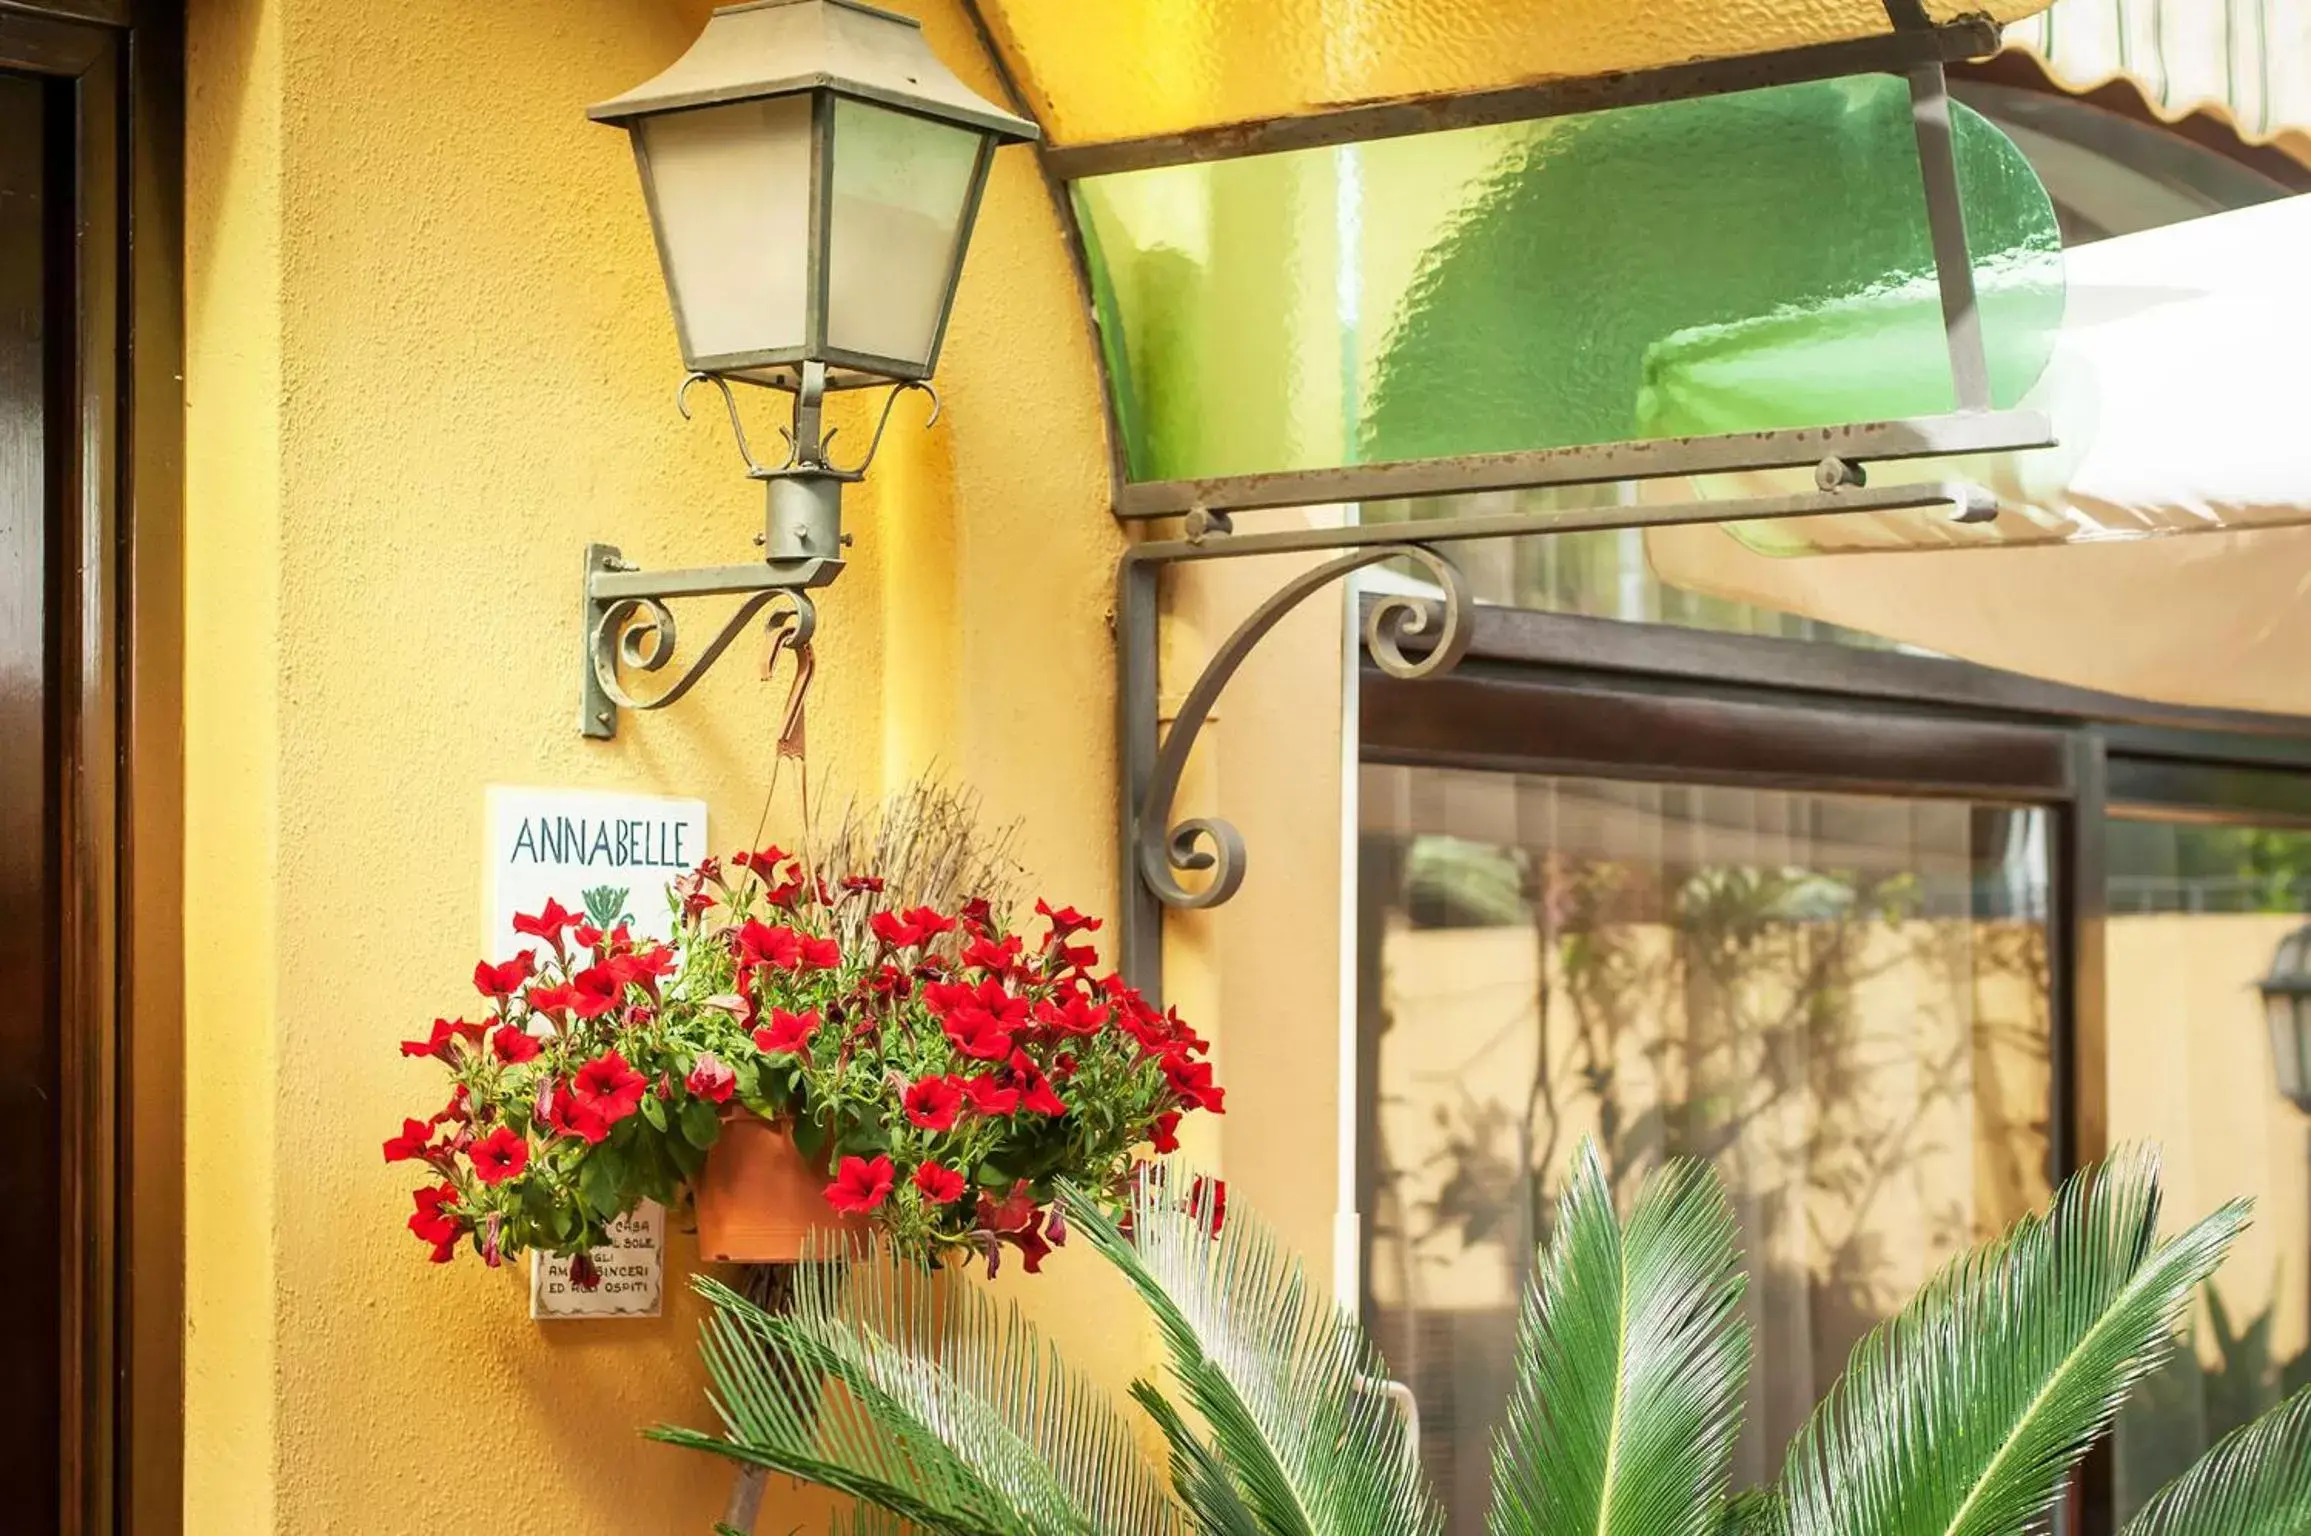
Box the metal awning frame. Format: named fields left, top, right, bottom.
left=1093, top=9, right=2069, bottom=999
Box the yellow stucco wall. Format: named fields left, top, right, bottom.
left=182, top=0, right=1217, bottom=1528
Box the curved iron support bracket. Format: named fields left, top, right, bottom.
left=579, top=542, right=832, bottom=739
left=1112, top=473, right=2017, bottom=997
left=1134, top=545, right=1472, bottom=913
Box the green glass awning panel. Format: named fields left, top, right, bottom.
left=1074, top=74, right=2066, bottom=484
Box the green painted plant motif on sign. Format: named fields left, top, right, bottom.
left=581, top=885, right=632, bottom=931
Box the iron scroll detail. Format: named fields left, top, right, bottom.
left=1135, top=544, right=1471, bottom=911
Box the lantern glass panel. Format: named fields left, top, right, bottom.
left=825, top=98, right=983, bottom=371
left=639, top=97, right=814, bottom=367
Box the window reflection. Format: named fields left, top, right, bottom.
left=1358, top=766, right=2053, bottom=1526
left=2106, top=818, right=2311, bottom=1524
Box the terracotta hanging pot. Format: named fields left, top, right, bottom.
left=692, top=1118, right=865, bottom=1263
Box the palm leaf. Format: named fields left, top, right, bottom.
left=1718, top=1491, right=1786, bottom=1536
left=1061, top=1171, right=1444, bottom=1536
left=1488, top=1140, right=1753, bottom=1536
left=1780, top=1146, right=2250, bottom=1536
left=1132, top=1378, right=1267, bottom=1536
left=652, top=1260, right=1180, bottom=1536
left=2121, top=1383, right=2311, bottom=1536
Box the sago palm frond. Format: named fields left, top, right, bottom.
left=652, top=1260, right=1181, bottom=1536
left=1488, top=1141, right=1752, bottom=1536
left=1061, top=1172, right=1444, bottom=1536
left=1717, top=1490, right=1786, bottom=1536
left=2121, top=1383, right=2311, bottom=1536
left=1779, top=1146, right=2250, bottom=1536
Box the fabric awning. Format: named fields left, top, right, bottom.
left=977, top=0, right=2057, bottom=151
left=1645, top=193, right=2311, bottom=715
left=2004, top=0, right=2311, bottom=164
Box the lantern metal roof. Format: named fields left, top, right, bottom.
left=589, top=0, right=1036, bottom=142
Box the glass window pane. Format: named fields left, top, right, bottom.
left=1074, top=75, right=2063, bottom=483
left=1359, top=766, right=2053, bottom=1527
left=982, top=0, right=2051, bottom=149
left=825, top=99, right=981, bottom=371
left=640, top=98, right=813, bottom=365
left=2105, top=818, right=2311, bottom=1523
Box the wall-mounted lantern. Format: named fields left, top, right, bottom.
left=2258, top=922, right=2311, bottom=1115
left=579, top=0, right=1037, bottom=738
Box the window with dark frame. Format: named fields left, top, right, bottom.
left=1353, top=603, right=2311, bottom=1536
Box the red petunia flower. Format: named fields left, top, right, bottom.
left=472, top=954, right=536, bottom=999
left=912, top=1162, right=967, bottom=1204
left=685, top=1052, right=736, bottom=1104
left=571, top=1050, right=647, bottom=1123
left=961, top=932, right=1025, bottom=975
left=491, top=1025, right=542, bottom=1065
left=922, top=978, right=975, bottom=1016
left=842, top=874, right=887, bottom=894
left=1035, top=993, right=1110, bottom=1036
left=872, top=906, right=958, bottom=947
left=961, top=1073, right=1020, bottom=1118
left=959, top=896, right=994, bottom=931
left=902, top=1075, right=963, bottom=1132
left=382, top=1118, right=434, bottom=1163
left=1035, top=899, right=1103, bottom=939
left=522, top=981, right=575, bottom=1020
left=471, top=1125, right=530, bottom=1185
left=752, top=1007, right=820, bottom=1056
left=1150, top=1111, right=1182, bottom=1154
left=611, top=944, right=676, bottom=994
left=399, top=1016, right=486, bottom=1061
left=1163, top=1054, right=1226, bottom=1114
left=409, top=1182, right=460, bottom=1248
left=673, top=868, right=716, bottom=924
left=571, top=921, right=603, bottom=950
left=824, top=1154, right=895, bottom=1214
left=1005, top=1211, right=1055, bottom=1274
left=1008, top=1050, right=1068, bottom=1117
left=512, top=898, right=581, bottom=948
left=568, top=963, right=625, bottom=1020
left=943, top=1009, right=1015, bottom=1062
left=798, top=934, right=839, bottom=969
left=545, top=1083, right=611, bottom=1145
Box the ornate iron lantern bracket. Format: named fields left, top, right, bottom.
left=579, top=365, right=934, bottom=738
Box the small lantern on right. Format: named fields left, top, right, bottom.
left=2257, top=922, right=2311, bottom=1114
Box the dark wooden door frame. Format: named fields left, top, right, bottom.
left=2, top=2, right=183, bottom=1532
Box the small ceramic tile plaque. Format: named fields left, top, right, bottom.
left=529, top=1201, right=666, bottom=1320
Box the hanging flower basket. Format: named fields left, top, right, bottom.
left=385, top=793, right=1223, bottom=1288
left=692, top=1117, right=863, bottom=1264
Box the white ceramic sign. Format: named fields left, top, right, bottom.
left=529, top=1202, right=666, bottom=1320
left=484, top=784, right=708, bottom=961
left=486, top=786, right=705, bottom=1322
